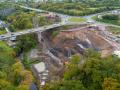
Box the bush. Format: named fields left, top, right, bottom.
left=102, top=14, right=119, bottom=20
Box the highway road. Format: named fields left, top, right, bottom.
left=0, top=5, right=120, bottom=43
left=83, top=10, right=120, bottom=28
left=20, top=5, right=120, bottom=27
left=19, top=5, right=71, bottom=24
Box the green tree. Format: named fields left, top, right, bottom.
left=46, top=80, right=87, bottom=90
left=15, top=34, right=37, bottom=53
left=17, top=85, right=29, bottom=90
left=102, top=78, right=120, bottom=90
left=45, top=50, right=120, bottom=90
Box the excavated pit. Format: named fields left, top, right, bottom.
left=42, top=25, right=113, bottom=61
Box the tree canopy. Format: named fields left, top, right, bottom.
left=0, top=41, right=33, bottom=90
left=45, top=50, right=120, bottom=90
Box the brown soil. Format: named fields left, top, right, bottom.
left=43, top=25, right=113, bottom=60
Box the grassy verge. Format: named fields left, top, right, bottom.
left=0, top=29, right=7, bottom=35
left=98, top=19, right=120, bottom=26
left=93, top=15, right=120, bottom=26
left=107, top=26, right=120, bottom=34
left=68, top=17, right=86, bottom=23
left=92, top=16, right=120, bottom=34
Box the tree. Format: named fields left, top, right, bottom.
left=11, top=62, right=23, bottom=85
left=38, top=16, right=47, bottom=26
left=64, top=54, right=80, bottom=80
left=0, top=41, right=33, bottom=90
left=20, top=70, right=33, bottom=86
left=11, top=61, right=33, bottom=86
left=45, top=80, right=87, bottom=90
left=0, top=41, right=15, bottom=69
left=0, top=79, right=11, bottom=89
left=0, top=71, right=7, bottom=79
left=17, top=85, right=29, bottom=90
left=102, top=78, right=120, bottom=90
left=102, top=14, right=119, bottom=20
left=71, top=54, right=80, bottom=64
left=15, top=33, right=38, bottom=53
left=45, top=49, right=120, bottom=90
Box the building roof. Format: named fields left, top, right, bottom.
left=33, top=62, right=46, bottom=73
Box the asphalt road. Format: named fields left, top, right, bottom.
left=0, top=5, right=120, bottom=41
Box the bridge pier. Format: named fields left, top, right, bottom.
left=37, top=31, right=42, bottom=43
left=37, top=31, right=47, bottom=53
left=37, top=31, right=63, bottom=66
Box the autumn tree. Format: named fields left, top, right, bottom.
left=103, top=78, right=120, bottom=90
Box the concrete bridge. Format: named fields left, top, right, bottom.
left=0, top=22, right=87, bottom=41
left=0, top=4, right=72, bottom=41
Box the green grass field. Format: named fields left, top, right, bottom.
left=68, top=17, right=86, bottom=22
